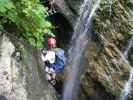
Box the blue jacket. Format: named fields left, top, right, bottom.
left=45, top=48, right=66, bottom=72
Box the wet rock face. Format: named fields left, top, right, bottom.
left=54, top=0, right=133, bottom=99
left=80, top=0, right=133, bottom=99
left=82, top=40, right=130, bottom=98
left=0, top=31, right=57, bottom=100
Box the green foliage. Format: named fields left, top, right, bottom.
left=0, top=0, right=54, bottom=47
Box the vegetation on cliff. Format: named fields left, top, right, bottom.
left=0, top=0, right=54, bottom=47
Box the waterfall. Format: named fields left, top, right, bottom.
left=119, top=69, right=133, bottom=100
left=124, top=35, right=133, bottom=58
left=62, top=0, right=101, bottom=100
left=119, top=35, right=133, bottom=100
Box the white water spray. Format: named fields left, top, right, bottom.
left=62, top=0, right=101, bottom=100
left=119, top=68, right=133, bottom=100
left=124, top=35, right=133, bottom=58
left=119, top=35, right=133, bottom=100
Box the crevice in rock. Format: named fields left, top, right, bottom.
left=41, top=0, right=74, bottom=48
left=48, top=12, right=73, bottom=48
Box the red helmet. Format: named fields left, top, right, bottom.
left=48, top=37, right=56, bottom=47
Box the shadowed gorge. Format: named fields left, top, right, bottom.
left=48, top=12, right=73, bottom=48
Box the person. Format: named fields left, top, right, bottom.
left=41, top=37, right=66, bottom=86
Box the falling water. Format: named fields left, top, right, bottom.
left=62, top=0, right=101, bottom=100
left=124, top=35, right=133, bottom=58
left=119, top=68, right=133, bottom=100
left=108, top=0, right=112, bottom=16
left=119, top=35, right=133, bottom=100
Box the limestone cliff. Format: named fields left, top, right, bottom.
left=0, top=30, right=57, bottom=100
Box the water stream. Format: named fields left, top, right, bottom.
left=119, top=35, right=133, bottom=100
left=119, top=69, right=133, bottom=100
left=124, top=35, right=133, bottom=58
left=62, top=0, right=101, bottom=100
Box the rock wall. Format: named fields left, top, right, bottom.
left=81, top=0, right=133, bottom=99
left=0, top=30, right=57, bottom=100
left=54, top=0, right=133, bottom=99
left=1, top=0, right=133, bottom=100
left=53, top=0, right=82, bottom=25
